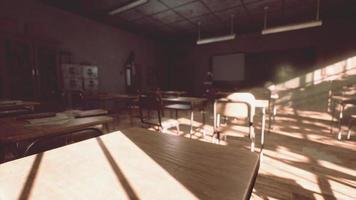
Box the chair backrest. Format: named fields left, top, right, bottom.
left=138, top=92, right=162, bottom=126
left=226, top=92, right=256, bottom=118
left=248, top=87, right=271, bottom=100
left=214, top=93, right=256, bottom=128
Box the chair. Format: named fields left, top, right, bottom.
left=249, top=87, right=276, bottom=128
left=138, top=93, right=180, bottom=133
left=213, top=93, right=257, bottom=152
left=23, top=135, right=69, bottom=157
left=346, top=115, right=356, bottom=140
left=23, top=128, right=103, bottom=157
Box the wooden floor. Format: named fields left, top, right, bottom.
left=111, top=106, right=356, bottom=200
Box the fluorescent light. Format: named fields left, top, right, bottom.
left=196, top=34, right=236, bottom=45
left=109, top=0, right=148, bottom=15
left=262, top=20, right=322, bottom=35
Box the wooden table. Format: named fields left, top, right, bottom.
left=330, top=96, right=356, bottom=140
left=0, top=101, right=40, bottom=111
left=160, top=90, right=187, bottom=97
left=0, top=127, right=260, bottom=200
left=0, top=115, right=113, bottom=161
left=65, top=109, right=108, bottom=118
left=85, top=93, right=138, bottom=101
left=162, top=97, right=208, bottom=134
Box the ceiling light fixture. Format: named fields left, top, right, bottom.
left=109, top=0, right=148, bottom=15
left=196, top=15, right=236, bottom=45
left=262, top=0, right=322, bottom=35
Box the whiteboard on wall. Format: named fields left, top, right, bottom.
left=212, top=53, right=245, bottom=81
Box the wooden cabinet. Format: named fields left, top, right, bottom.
left=0, top=33, right=61, bottom=110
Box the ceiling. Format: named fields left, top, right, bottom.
left=40, top=0, right=356, bottom=40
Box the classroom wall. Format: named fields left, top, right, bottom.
left=0, top=0, right=165, bottom=93
left=166, top=18, right=356, bottom=96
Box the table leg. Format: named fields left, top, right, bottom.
left=268, top=102, right=272, bottom=132
left=347, top=119, right=353, bottom=140
left=330, top=100, right=336, bottom=134
left=337, top=104, right=344, bottom=140
left=250, top=126, right=255, bottom=152
left=261, top=108, right=266, bottom=147
left=190, top=111, right=194, bottom=136
left=201, top=110, right=206, bottom=138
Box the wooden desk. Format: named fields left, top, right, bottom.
left=65, top=109, right=108, bottom=118
left=0, top=116, right=113, bottom=143
left=0, top=127, right=259, bottom=200
left=330, top=96, right=356, bottom=140
left=162, top=97, right=208, bottom=110
left=84, top=93, right=138, bottom=110
left=160, top=90, right=187, bottom=97
left=85, top=94, right=138, bottom=101
left=0, top=115, right=113, bottom=161
left=0, top=101, right=40, bottom=111
left=162, top=97, right=208, bottom=134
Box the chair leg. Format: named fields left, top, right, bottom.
left=212, top=132, right=216, bottom=143
left=337, top=104, right=344, bottom=140
left=261, top=108, right=266, bottom=148
left=250, top=126, right=255, bottom=152
left=212, top=131, right=220, bottom=144
left=347, top=119, right=353, bottom=140
left=190, top=111, right=194, bottom=136
left=176, top=123, right=180, bottom=135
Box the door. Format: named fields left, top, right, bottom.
left=4, top=39, right=35, bottom=100
left=35, top=45, right=62, bottom=111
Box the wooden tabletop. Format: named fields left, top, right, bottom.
left=160, top=90, right=187, bottom=96
left=331, top=96, right=356, bottom=105
left=0, top=101, right=40, bottom=111
left=0, top=127, right=259, bottom=200
left=162, top=97, right=208, bottom=107
left=65, top=109, right=108, bottom=118
left=0, top=116, right=113, bottom=143
left=85, top=93, right=138, bottom=101
left=162, top=97, right=208, bottom=111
